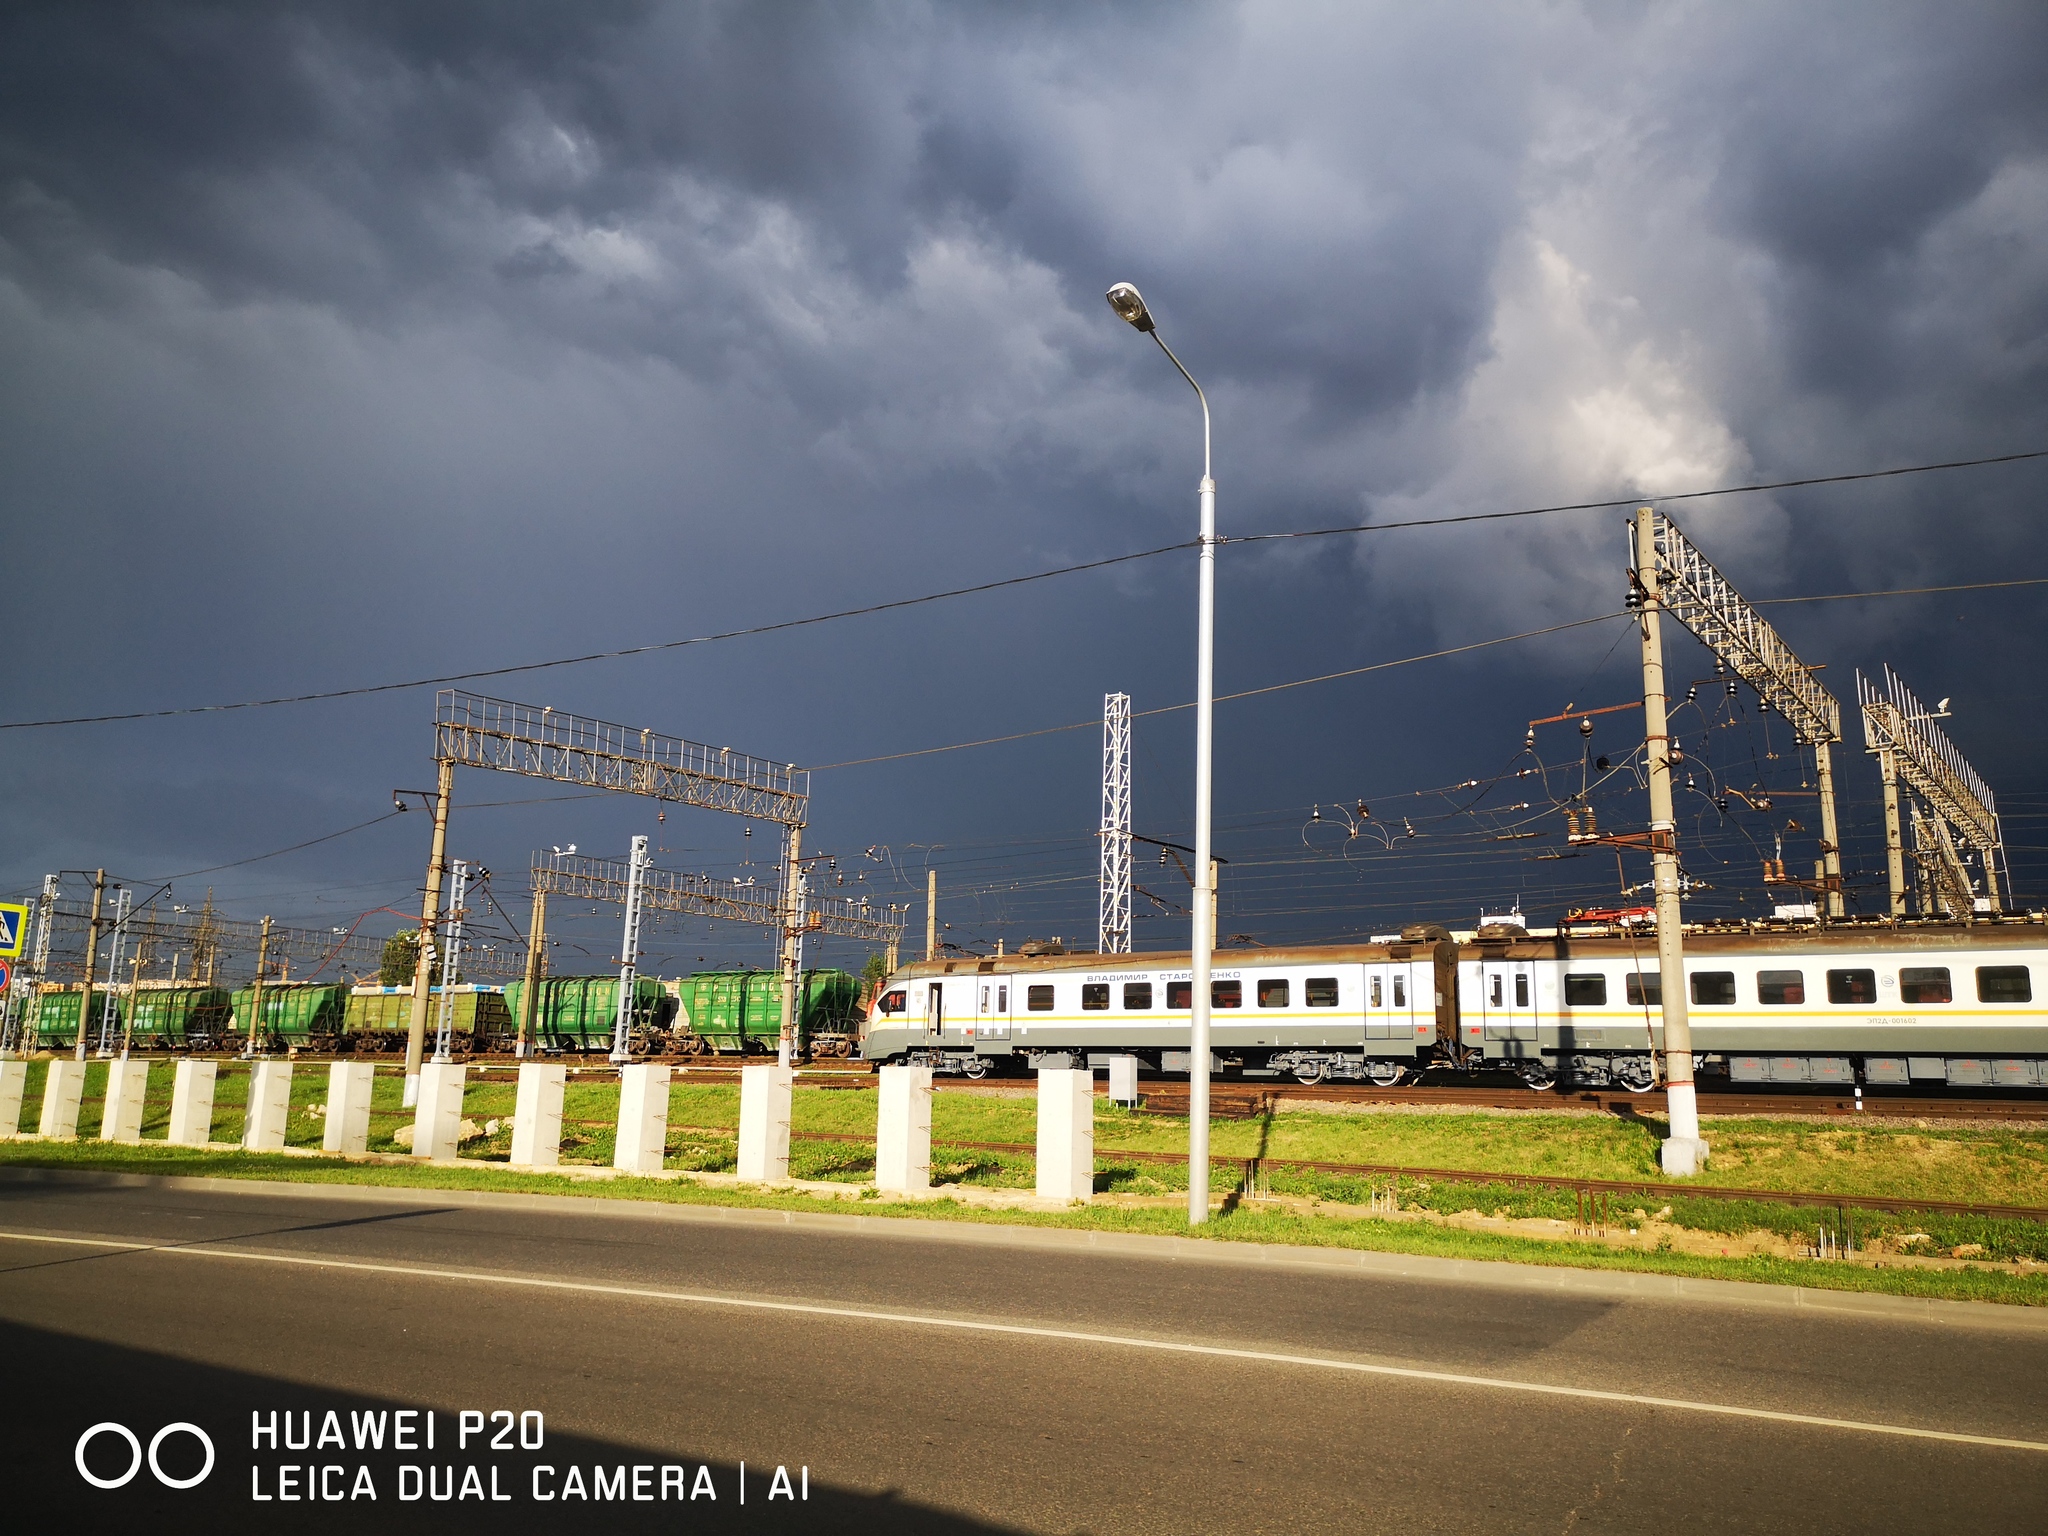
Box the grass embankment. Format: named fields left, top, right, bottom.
left=8, top=1059, right=2047, bottom=1304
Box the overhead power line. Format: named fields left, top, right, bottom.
left=5, top=447, right=2040, bottom=733
left=809, top=613, right=1629, bottom=769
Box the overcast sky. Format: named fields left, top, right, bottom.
left=3, top=2, right=2044, bottom=973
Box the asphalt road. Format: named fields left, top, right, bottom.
left=1, top=1171, right=2043, bottom=1534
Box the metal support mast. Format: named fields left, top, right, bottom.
left=1858, top=666, right=2003, bottom=919
left=612, top=837, right=650, bottom=1065
left=1098, top=692, right=1133, bottom=955
left=1642, top=510, right=1844, bottom=916
left=94, top=885, right=131, bottom=1058
left=776, top=823, right=804, bottom=1067
left=1633, top=508, right=1707, bottom=1176
left=2, top=875, right=57, bottom=1056
left=432, top=860, right=469, bottom=1063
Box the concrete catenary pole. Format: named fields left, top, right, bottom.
left=1879, top=752, right=1908, bottom=916
left=1813, top=742, right=1845, bottom=919
left=518, top=887, right=547, bottom=1058
left=402, top=757, right=456, bottom=1108
left=74, top=871, right=105, bottom=1063
left=1634, top=507, right=1706, bottom=1176
left=245, top=915, right=273, bottom=1059
left=924, top=867, right=937, bottom=963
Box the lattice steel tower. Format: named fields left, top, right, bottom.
left=1098, top=692, right=1132, bottom=955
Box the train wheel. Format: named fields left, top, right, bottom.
left=960, top=1056, right=990, bottom=1080
left=1292, top=1059, right=1328, bottom=1085
left=1365, top=1060, right=1405, bottom=1087
left=1516, top=1061, right=1556, bottom=1091
left=1613, top=1055, right=1658, bottom=1093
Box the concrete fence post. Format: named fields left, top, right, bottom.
left=323, top=1062, right=376, bottom=1155
left=1036, top=1067, right=1094, bottom=1202
left=736, top=1063, right=793, bottom=1184
left=38, top=1058, right=87, bottom=1139
left=242, top=1060, right=292, bottom=1152
left=511, top=1062, right=566, bottom=1168
left=99, top=1059, right=149, bottom=1143
left=412, top=1061, right=467, bottom=1160
left=614, top=1063, right=671, bottom=1175
left=167, top=1059, right=217, bottom=1146
left=0, top=1059, right=27, bottom=1139
left=875, top=1064, right=933, bottom=1194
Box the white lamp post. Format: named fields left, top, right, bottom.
left=1106, top=281, right=1216, bottom=1226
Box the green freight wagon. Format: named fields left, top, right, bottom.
left=126, top=985, right=232, bottom=1049
left=344, top=986, right=512, bottom=1053
left=501, top=976, right=673, bottom=1053
left=33, top=987, right=122, bottom=1052
left=672, top=969, right=864, bottom=1056
left=231, top=982, right=350, bottom=1049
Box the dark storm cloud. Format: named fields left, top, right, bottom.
left=1, top=1, right=2043, bottom=941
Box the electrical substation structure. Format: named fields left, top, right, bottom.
left=1857, top=665, right=2005, bottom=920
left=402, top=690, right=819, bottom=1098
left=1098, top=692, right=1132, bottom=956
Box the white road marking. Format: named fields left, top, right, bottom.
left=3, top=1227, right=2043, bottom=1454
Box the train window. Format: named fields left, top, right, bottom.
left=1977, top=966, right=2033, bottom=1004
left=1081, top=984, right=1110, bottom=1011
left=1900, top=967, right=1951, bottom=1004
left=1213, top=980, right=1243, bottom=1009
left=1306, top=977, right=1339, bottom=1007
left=1758, top=970, right=1806, bottom=1005
left=1564, top=974, right=1607, bottom=1006
left=1258, top=979, right=1289, bottom=1008
left=1626, top=972, right=1661, bottom=1007
left=1690, top=972, right=1736, bottom=1006
left=1393, top=976, right=1407, bottom=1007
left=1168, top=981, right=1191, bottom=1009
left=1369, top=977, right=1383, bottom=1008
left=1489, top=975, right=1503, bottom=1007
left=998, top=986, right=1007, bottom=1012
left=877, top=989, right=907, bottom=1015
left=1027, top=985, right=1055, bottom=1012
left=1826, top=969, right=1877, bottom=1005
left=1124, top=982, right=1153, bottom=1010
left=1514, top=974, right=1529, bottom=1008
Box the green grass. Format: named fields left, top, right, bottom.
left=3, top=1136, right=2044, bottom=1308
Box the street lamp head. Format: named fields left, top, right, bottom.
left=1105, top=282, right=1155, bottom=333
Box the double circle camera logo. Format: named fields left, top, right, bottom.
left=75, top=1422, right=215, bottom=1489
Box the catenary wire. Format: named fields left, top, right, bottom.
left=5, top=449, right=2040, bottom=732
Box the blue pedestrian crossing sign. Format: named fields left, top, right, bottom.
left=0, top=903, right=26, bottom=960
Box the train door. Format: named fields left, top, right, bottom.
left=1364, top=964, right=1411, bottom=1041
left=925, top=982, right=944, bottom=1041
left=978, top=979, right=1009, bottom=1041
left=1479, top=958, right=1537, bottom=1047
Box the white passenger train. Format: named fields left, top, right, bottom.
left=861, top=917, right=2048, bottom=1091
